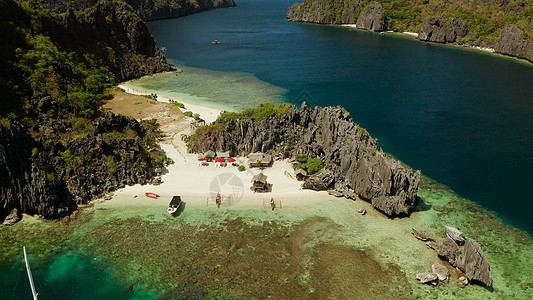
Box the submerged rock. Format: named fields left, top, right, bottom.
left=431, top=263, right=449, bottom=281
left=457, top=276, right=469, bottom=287
left=416, top=272, right=438, bottom=284
left=411, top=228, right=434, bottom=242
left=459, top=239, right=492, bottom=287
left=2, top=208, right=21, bottom=225
left=435, top=238, right=462, bottom=268
left=445, top=226, right=466, bottom=245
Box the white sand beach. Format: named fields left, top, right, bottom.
left=118, top=80, right=223, bottom=124
left=103, top=86, right=329, bottom=211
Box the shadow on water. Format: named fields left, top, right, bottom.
left=412, top=196, right=432, bottom=213
left=172, top=201, right=186, bottom=217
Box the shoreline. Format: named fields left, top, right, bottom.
left=340, top=24, right=532, bottom=66
left=118, top=73, right=228, bottom=124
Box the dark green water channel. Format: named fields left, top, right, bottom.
left=146, top=0, right=533, bottom=234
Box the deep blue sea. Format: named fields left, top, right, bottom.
left=147, top=0, right=533, bottom=233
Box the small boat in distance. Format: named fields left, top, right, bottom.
left=145, top=192, right=160, bottom=199
left=168, top=196, right=182, bottom=214
left=212, top=40, right=220, bottom=45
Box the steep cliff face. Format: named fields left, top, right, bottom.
left=48, top=0, right=173, bottom=82
left=287, top=0, right=533, bottom=63
left=0, top=100, right=163, bottom=221
left=287, top=0, right=362, bottom=24
left=188, top=104, right=420, bottom=217
left=36, top=0, right=237, bottom=22
left=495, top=24, right=533, bottom=63
left=418, top=15, right=468, bottom=44
left=355, top=1, right=386, bottom=32
left=0, top=0, right=172, bottom=223
left=124, top=0, right=237, bottom=21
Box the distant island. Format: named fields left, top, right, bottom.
left=287, top=0, right=533, bottom=63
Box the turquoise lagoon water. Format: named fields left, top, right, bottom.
left=145, top=0, right=533, bottom=234
left=2, top=0, right=533, bottom=298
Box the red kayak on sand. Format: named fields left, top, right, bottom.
left=145, top=192, right=160, bottom=199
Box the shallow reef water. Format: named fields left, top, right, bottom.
left=1, top=175, right=532, bottom=299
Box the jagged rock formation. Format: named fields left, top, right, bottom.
left=414, top=225, right=492, bottom=287
left=37, top=0, right=237, bottom=22
left=445, top=226, right=466, bottom=245
left=416, top=272, right=438, bottom=284
left=287, top=0, right=361, bottom=24
left=355, top=2, right=386, bottom=32
left=287, top=0, right=533, bottom=63
left=418, top=16, right=468, bottom=44
left=2, top=208, right=21, bottom=225
left=431, top=263, right=449, bottom=281
left=459, top=239, right=492, bottom=287
left=495, top=24, right=533, bottom=63
left=0, top=101, right=163, bottom=222
left=188, top=104, right=420, bottom=217
left=51, top=0, right=173, bottom=81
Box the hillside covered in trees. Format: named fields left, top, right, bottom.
left=0, top=0, right=175, bottom=223
left=287, top=0, right=533, bottom=62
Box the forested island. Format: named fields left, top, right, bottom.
left=0, top=0, right=234, bottom=222
left=287, top=0, right=533, bottom=63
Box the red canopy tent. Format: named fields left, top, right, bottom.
left=228, top=158, right=236, bottom=162
left=198, top=158, right=206, bottom=161
left=216, top=158, right=225, bottom=162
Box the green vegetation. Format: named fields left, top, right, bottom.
left=169, top=100, right=185, bottom=108
left=183, top=111, right=193, bottom=118
left=142, top=94, right=158, bottom=101
left=217, top=103, right=292, bottom=122
left=238, top=165, right=246, bottom=172
left=356, top=124, right=369, bottom=141
left=107, top=155, right=117, bottom=173
left=292, top=154, right=324, bottom=175
left=60, top=150, right=77, bottom=167
left=292, top=0, right=533, bottom=45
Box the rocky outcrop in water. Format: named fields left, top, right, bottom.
left=355, top=2, right=387, bottom=32
left=287, top=0, right=361, bottom=24
left=418, top=16, right=468, bottom=44
left=414, top=225, right=492, bottom=287
left=287, top=0, right=533, bottom=63
left=188, top=104, right=420, bottom=217
left=1, top=98, right=163, bottom=223
left=459, top=239, right=492, bottom=287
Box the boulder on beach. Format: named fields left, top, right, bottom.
left=416, top=272, right=438, bottom=284
left=432, top=263, right=449, bottom=281
left=2, top=208, right=21, bottom=225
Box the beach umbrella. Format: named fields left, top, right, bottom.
left=228, top=158, right=236, bottom=162
left=216, top=158, right=225, bottom=162
left=198, top=158, right=206, bottom=161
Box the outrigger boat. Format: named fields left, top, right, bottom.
left=168, top=196, right=182, bottom=214
left=145, top=192, right=160, bottom=199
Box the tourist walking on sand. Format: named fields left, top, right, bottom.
left=270, top=197, right=275, bottom=211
